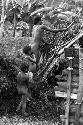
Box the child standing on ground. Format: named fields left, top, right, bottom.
left=16, top=62, right=33, bottom=116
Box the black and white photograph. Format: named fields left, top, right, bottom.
left=0, top=0, right=83, bottom=124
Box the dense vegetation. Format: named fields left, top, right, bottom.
left=0, top=0, right=83, bottom=124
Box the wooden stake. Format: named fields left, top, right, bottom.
left=75, top=48, right=83, bottom=125
left=65, top=57, right=73, bottom=125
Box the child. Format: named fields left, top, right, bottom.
left=16, top=62, right=33, bottom=116
left=23, top=45, right=36, bottom=73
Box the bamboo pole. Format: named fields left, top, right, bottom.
left=75, top=48, right=83, bottom=125
left=65, top=57, right=73, bottom=125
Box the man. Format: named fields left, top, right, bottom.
left=16, top=62, right=33, bottom=116
left=29, top=15, right=74, bottom=71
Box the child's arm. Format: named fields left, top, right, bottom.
left=42, top=21, right=74, bottom=33
left=25, top=55, right=36, bottom=64
left=26, top=72, right=34, bottom=83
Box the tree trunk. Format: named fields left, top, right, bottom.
left=13, top=11, right=16, bottom=37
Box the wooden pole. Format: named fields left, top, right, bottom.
left=75, top=48, right=83, bottom=125
left=65, top=57, right=73, bottom=125
left=1, top=0, right=4, bottom=37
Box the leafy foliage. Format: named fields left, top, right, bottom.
left=0, top=1, right=82, bottom=124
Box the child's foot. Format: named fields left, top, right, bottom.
left=22, top=112, right=29, bottom=117
left=27, top=98, right=30, bottom=101
left=16, top=108, right=20, bottom=113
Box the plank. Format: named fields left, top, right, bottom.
left=54, top=86, right=78, bottom=94
left=55, top=91, right=77, bottom=99
left=65, top=48, right=78, bottom=58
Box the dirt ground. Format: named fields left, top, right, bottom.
left=0, top=115, right=59, bottom=125
left=0, top=93, right=65, bottom=125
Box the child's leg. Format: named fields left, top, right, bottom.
left=17, top=94, right=31, bottom=114
left=16, top=98, right=22, bottom=112
left=16, top=94, right=27, bottom=112
left=16, top=86, right=28, bottom=113
left=21, top=88, right=31, bottom=115
left=21, top=95, right=27, bottom=115
left=27, top=91, right=32, bottom=101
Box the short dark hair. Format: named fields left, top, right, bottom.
left=23, top=45, right=31, bottom=55
left=20, top=62, right=29, bottom=73
left=33, top=15, right=42, bottom=25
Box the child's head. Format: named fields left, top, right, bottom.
left=33, top=15, right=42, bottom=25
left=23, top=45, right=31, bottom=55
left=20, top=62, right=29, bottom=73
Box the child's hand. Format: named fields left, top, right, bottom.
left=25, top=56, right=30, bottom=59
